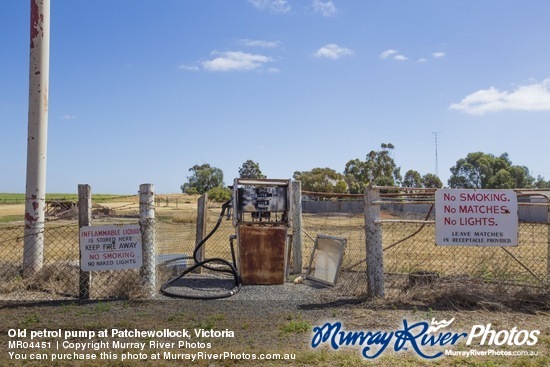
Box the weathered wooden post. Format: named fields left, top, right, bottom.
left=78, top=184, right=92, bottom=299
left=364, top=185, right=385, bottom=298
left=291, top=180, right=303, bottom=274
left=140, top=184, right=156, bottom=298
left=195, top=194, right=208, bottom=273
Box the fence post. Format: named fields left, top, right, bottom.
left=195, top=193, right=208, bottom=273
left=139, top=184, right=156, bottom=298
left=78, top=184, right=92, bottom=299
left=291, top=180, right=303, bottom=274
left=364, top=185, right=385, bottom=298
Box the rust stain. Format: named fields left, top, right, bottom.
left=30, top=1, right=42, bottom=49
left=32, top=201, right=39, bottom=211
left=25, top=212, right=37, bottom=224
left=238, top=225, right=287, bottom=285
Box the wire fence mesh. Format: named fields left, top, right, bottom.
left=301, top=207, right=368, bottom=298
left=300, top=188, right=549, bottom=302
left=2, top=189, right=547, bottom=303
left=376, top=188, right=549, bottom=300
left=0, top=222, right=145, bottom=301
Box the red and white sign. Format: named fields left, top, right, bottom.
left=79, top=224, right=142, bottom=271
left=435, top=189, right=518, bottom=246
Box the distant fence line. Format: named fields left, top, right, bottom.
left=2, top=186, right=548, bottom=302
left=302, top=199, right=548, bottom=223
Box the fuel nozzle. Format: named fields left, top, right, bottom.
left=225, top=196, right=233, bottom=220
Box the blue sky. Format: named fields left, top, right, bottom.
left=2, top=0, right=550, bottom=194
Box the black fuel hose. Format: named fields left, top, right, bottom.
left=160, top=199, right=242, bottom=299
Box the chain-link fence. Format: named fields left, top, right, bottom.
left=375, top=188, right=549, bottom=301
left=301, top=188, right=550, bottom=302
left=3, top=187, right=547, bottom=303
left=0, top=192, right=150, bottom=302
left=0, top=223, right=79, bottom=300
left=0, top=193, right=236, bottom=302
left=301, top=199, right=367, bottom=298
left=0, top=221, right=144, bottom=301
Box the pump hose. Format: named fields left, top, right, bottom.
left=160, top=199, right=242, bottom=299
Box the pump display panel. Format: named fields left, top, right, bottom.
left=236, top=187, right=287, bottom=213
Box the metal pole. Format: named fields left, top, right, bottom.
left=23, top=0, right=50, bottom=277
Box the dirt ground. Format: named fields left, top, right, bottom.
left=0, top=291, right=548, bottom=367
left=1, top=199, right=548, bottom=366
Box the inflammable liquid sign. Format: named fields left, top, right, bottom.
left=79, top=224, right=142, bottom=271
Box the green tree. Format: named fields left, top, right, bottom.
left=422, top=173, right=443, bottom=188
left=293, top=167, right=347, bottom=193
left=207, top=186, right=232, bottom=202
left=403, top=170, right=423, bottom=188
left=344, top=143, right=402, bottom=192
left=448, top=152, right=534, bottom=189
left=180, top=164, right=224, bottom=194
left=535, top=175, right=550, bottom=189
left=343, top=159, right=366, bottom=194
left=238, top=160, right=266, bottom=179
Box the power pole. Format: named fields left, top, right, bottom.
left=432, top=132, right=441, bottom=178
left=24, top=0, right=51, bottom=276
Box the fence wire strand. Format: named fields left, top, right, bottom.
left=2, top=190, right=548, bottom=303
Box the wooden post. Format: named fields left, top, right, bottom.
left=291, top=181, right=303, bottom=274
left=364, top=185, right=385, bottom=298
left=139, top=184, right=156, bottom=298
left=195, top=193, right=208, bottom=273
left=78, top=184, right=92, bottom=299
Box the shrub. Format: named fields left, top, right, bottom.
left=207, top=187, right=231, bottom=202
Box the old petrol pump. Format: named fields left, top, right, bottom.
left=232, top=178, right=291, bottom=285
left=160, top=178, right=292, bottom=299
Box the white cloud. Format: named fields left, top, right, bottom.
left=312, top=0, right=337, bottom=16
left=179, top=64, right=199, bottom=72
left=432, top=52, right=445, bottom=58
left=61, top=114, right=76, bottom=120
left=417, top=58, right=428, bottom=63
left=380, top=49, right=397, bottom=60
left=314, top=44, right=353, bottom=59
left=239, top=39, right=281, bottom=48
left=248, top=0, right=290, bottom=13
left=449, top=79, right=550, bottom=115
left=267, top=67, right=281, bottom=73
left=380, top=49, right=408, bottom=61
left=201, top=51, right=273, bottom=72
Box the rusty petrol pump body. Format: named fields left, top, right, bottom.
left=232, top=178, right=291, bottom=285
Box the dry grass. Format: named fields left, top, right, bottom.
left=1, top=202, right=548, bottom=301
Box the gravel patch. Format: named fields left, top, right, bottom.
left=158, top=272, right=335, bottom=302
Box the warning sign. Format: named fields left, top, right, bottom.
left=79, top=224, right=142, bottom=271
left=435, top=189, right=518, bottom=246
